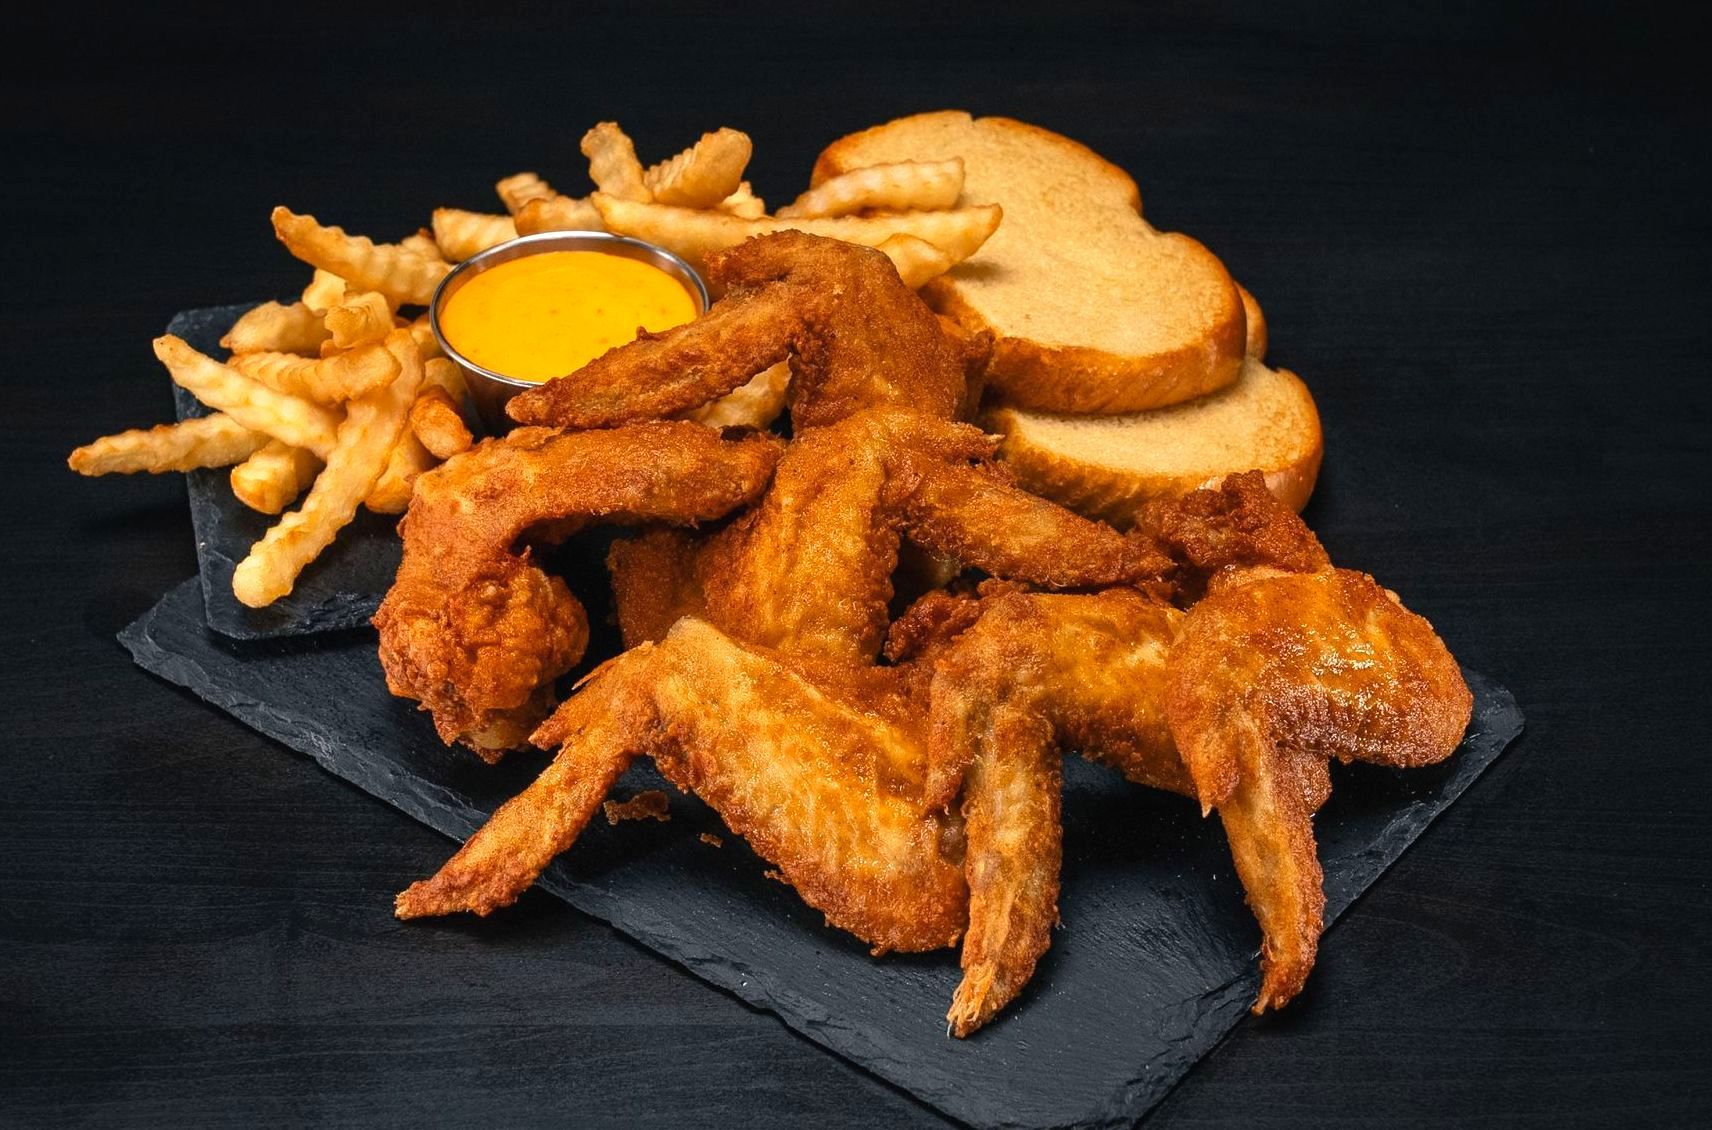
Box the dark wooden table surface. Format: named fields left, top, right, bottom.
left=4, top=3, right=1708, bottom=1126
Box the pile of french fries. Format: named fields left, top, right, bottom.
left=69, top=120, right=1003, bottom=608
left=444, top=120, right=1001, bottom=288
left=69, top=225, right=471, bottom=609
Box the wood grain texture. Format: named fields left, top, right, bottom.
left=3, top=1, right=1709, bottom=1126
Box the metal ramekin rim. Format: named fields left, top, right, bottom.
left=427, top=229, right=710, bottom=391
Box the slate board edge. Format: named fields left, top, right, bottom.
left=119, top=581, right=1525, bottom=1130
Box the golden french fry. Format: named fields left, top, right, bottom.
left=68, top=414, right=265, bottom=476
left=232, top=330, right=423, bottom=606
left=155, top=335, right=342, bottom=458
left=642, top=127, right=752, bottom=208
left=229, top=341, right=399, bottom=405
left=421, top=356, right=465, bottom=398
left=513, top=195, right=605, bottom=235
left=876, top=232, right=955, bottom=289
left=301, top=268, right=348, bottom=313
left=431, top=208, right=517, bottom=262
left=324, top=292, right=395, bottom=350
left=400, top=229, right=446, bottom=264
left=778, top=158, right=965, bottom=219
left=717, top=181, right=766, bottom=219
left=685, top=361, right=791, bottom=431
left=591, top=194, right=1003, bottom=275
left=219, top=301, right=331, bottom=356
left=230, top=440, right=322, bottom=515
left=497, top=172, right=557, bottom=215
left=777, top=159, right=965, bottom=220
left=408, top=386, right=472, bottom=460
left=407, top=315, right=444, bottom=362
left=271, top=207, right=450, bottom=306
left=364, top=428, right=437, bottom=514
left=580, top=122, right=651, bottom=202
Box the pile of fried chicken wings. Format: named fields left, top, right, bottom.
left=375, top=233, right=1471, bottom=1036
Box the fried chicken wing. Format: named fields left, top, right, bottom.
left=398, top=618, right=968, bottom=953
left=505, top=232, right=981, bottom=432
left=610, top=407, right=1176, bottom=663
left=375, top=423, right=781, bottom=756
left=1166, top=566, right=1472, bottom=1009
left=923, top=588, right=1189, bottom=1034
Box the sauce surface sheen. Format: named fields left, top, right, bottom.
left=440, top=250, right=697, bottom=383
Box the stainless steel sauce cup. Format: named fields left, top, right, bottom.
left=428, top=230, right=710, bottom=435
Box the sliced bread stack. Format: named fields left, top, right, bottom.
left=812, top=111, right=1322, bottom=524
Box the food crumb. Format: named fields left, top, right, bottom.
left=699, top=832, right=723, bottom=848
left=603, top=790, right=670, bottom=825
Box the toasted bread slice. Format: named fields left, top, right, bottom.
left=987, top=357, right=1322, bottom=526
left=813, top=111, right=1246, bottom=414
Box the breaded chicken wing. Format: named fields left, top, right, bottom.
left=397, top=618, right=967, bottom=954
left=505, top=232, right=985, bottom=431
left=1166, top=566, right=1473, bottom=1008
left=374, top=424, right=781, bottom=756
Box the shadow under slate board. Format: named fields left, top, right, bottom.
left=171, top=305, right=404, bottom=640
left=121, top=579, right=1523, bottom=1130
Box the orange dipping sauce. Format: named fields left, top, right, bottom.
left=438, top=250, right=698, bottom=383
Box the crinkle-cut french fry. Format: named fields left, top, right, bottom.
left=232, top=331, right=422, bottom=607
left=580, top=122, right=651, bottom=202
left=717, top=181, right=766, bottom=219
left=229, top=340, right=400, bottom=405
left=496, top=172, right=557, bottom=216
left=685, top=361, right=791, bottom=431
left=431, top=208, right=517, bottom=262
left=777, top=158, right=965, bottom=219
left=301, top=268, right=349, bottom=313
left=364, top=428, right=437, bottom=514
left=155, top=335, right=342, bottom=458
left=400, top=229, right=446, bottom=264
left=591, top=194, right=1003, bottom=275
left=409, top=386, right=473, bottom=460
left=407, top=315, right=444, bottom=362
left=876, top=232, right=956, bottom=289
left=513, top=195, right=605, bottom=236
left=325, top=291, right=395, bottom=350
left=219, top=300, right=331, bottom=356
left=230, top=440, right=322, bottom=515
left=642, top=127, right=752, bottom=209
left=421, top=356, right=465, bottom=399
left=271, top=207, right=450, bottom=306
left=68, top=414, right=265, bottom=476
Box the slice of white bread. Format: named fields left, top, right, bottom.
left=986, top=357, right=1322, bottom=525
left=813, top=111, right=1246, bottom=414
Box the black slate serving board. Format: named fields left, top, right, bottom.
left=170, top=304, right=404, bottom=640
left=121, top=578, right=1523, bottom=1129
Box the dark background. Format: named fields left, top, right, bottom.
left=4, top=2, right=1708, bottom=1126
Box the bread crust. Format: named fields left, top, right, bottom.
left=986, top=367, right=1323, bottom=527
left=815, top=111, right=1245, bottom=415
left=928, top=268, right=1246, bottom=414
